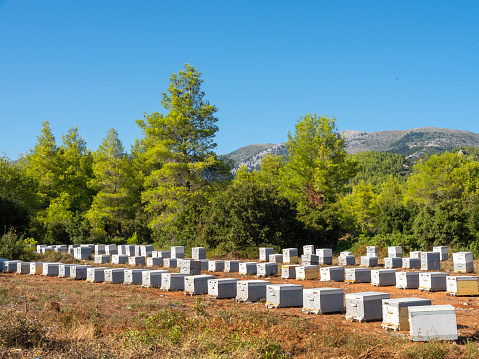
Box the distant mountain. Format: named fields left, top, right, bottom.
left=224, top=127, right=479, bottom=172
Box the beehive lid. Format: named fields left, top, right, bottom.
left=239, top=280, right=270, bottom=285
left=408, top=304, right=455, bottom=314
left=304, top=287, right=342, bottom=295
left=374, top=269, right=397, bottom=274
left=422, top=272, right=448, bottom=277
left=300, top=265, right=319, bottom=270
left=268, top=284, right=303, bottom=290
left=382, top=297, right=431, bottom=307
left=346, top=291, right=390, bottom=300
left=149, top=270, right=169, bottom=274
left=448, top=275, right=478, bottom=281
left=187, top=274, right=215, bottom=280
left=212, top=278, right=239, bottom=283
left=282, top=265, right=299, bottom=268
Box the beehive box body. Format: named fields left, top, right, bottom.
left=381, top=298, right=432, bottom=331
left=184, top=274, right=215, bottom=295
left=111, top=254, right=128, bottom=264
left=157, top=250, right=171, bottom=258
left=105, top=244, right=117, bottom=255
left=303, top=245, right=315, bottom=255
left=281, top=265, right=299, bottom=279
left=257, top=262, right=278, bottom=277
left=224, top=260, right=243, bottom=272
left=29, top=262, right=44, bottom=275
left=410, top=251, right=422, bottom=258
left=70, top=265, right=92, bottom=280
left=68, top=245, right=79, bottom=255
left=259, top=247, right=274, bottom=261
left=42, top=263, right=61, bottom=276
left=171, top=246, right=185, bottom=259
left=340, top=251, right=352, bottom=256
left=320, top=266, right=344, bottom=282
left=161, top=273, right=188, bottom=291
left=395, top=271, right=421, bottom=289
left=236, top=280, right=270, bottom=302
left=124, top=269, right=148, bottom=284
left=105, top=268, right=126, bottom=283
left=345, top=268, right=371, bottom=283
left=345, top=292, right=390, bottom=322
left=208, top=260, right=225, bottom=272
left=402, top=258, right=421, bottom=269
left=181, top=259, right=202, bottom=275
left=366, top=246, right=378, bottom=257
left=408, top=305, right=457, bottom=341
left=86, top=267, right=109, bottom=282
left=128, top=256, right=146, bottom=266
left=198, top=259, right=209, bottom=270
left=419, top=272, right=448, bottom=292
left=453, top=252, right=474, bottom=273
left=74, top=247, right=92, bottom=260
left=208, top=278, right=239, bottom=298
left=388, top=246, right=402, bottom=258
left=361, top=256, right=378, bottom=267
left=140, top=245, right=154, bottom=257
left=192, top=247, right=206, bottom=260
left=371, top=269, right=396, bottom=286
left=338, top=255, right=355, bottom=266
left=282, top=248, right=299, bottom=264
left=146, top=257, right=163, bottom=267
left=296, top=265, right=319, bottom=280
left=301, top=254, right=319, bottom=266
left=16, top=262, right=30, bottom=274
left=268, top=254, right=283, bottom=263
left=420, top=252, right=441, bottom=271
left=95, top=254, right=110, bottom=264
left=266, top=284, right=303, bottom=308
left=433, top=246, right=448, bottom=261
left=133, top=246, right=141, bottom=256
left=122, top=245, right=135, bottom=256
left=384, top=257, right=402, bottom=269
left=446, top=276, right=479, bottom=296
left=316, top=248, right=333, bottom=265
left=58, top=264, right=76, bottom=278
left=303, top=288, right=344, bottom=314
left=164, top=258, right=178, bottom=268
left=239, top=262, right=258, bottom=275
left=142, top=270, right=169, bottom=288
left=94, top=245, right=105, bottom=255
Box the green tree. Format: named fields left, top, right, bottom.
left=280, top=114, right=357, bottom=208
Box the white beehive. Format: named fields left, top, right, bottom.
left=239, top=262, right=258, bottom=275
left=282, top=248, right=299, bottom=264
left=345, top=291, right=390, bottom=322
left=128, top=256, right=146, bottom=266
left=86, top=267, right=109, bottom=282
left=74, top=247, right=92, bottom=260
left=123, top=245, right=136, bottom=256
left=29, top=262, right=44, bottom=275
left=55, top=245, right=68, bottom=253
left=161, top=273, right=188, bottom=291
left=171, top=246, right=185, bottom=259
left=396, top=271, right=420, bottom=289
left=371, top=269, right=396, bottom=286
left=41, top=246, right=54, bottom=253
left=303, top=245, right=315, bottom=255
left=340, top=251, right=352, bottom=257
left=124, top=269, right=148, bottom=284
left=236, top=280, right=270, bottom=303
left=366, top=246, right=378, bottom=257
left=142, top=269, right=169, bottom=288
left=303, top=288, right=344, bottom=314
left=446, top=276, right=479, bottom=296
left=208, top=260, right=225, bottom=272
left=192, top=247, right=206, bottom=260
left=257, top=262, right=278, bottom=277
left=164, top=258, right=178, bottom=268
left=95, top=254, right=110, bottom=264
left=420, top=252, right=441, bottom=271
left=259, top=247, right=274, bottom=262
left=156, top=250, right=171, bottom=258
left=58, top=264, right=77, bottom=278
left=117, top=245, right=126, bottom=255
left=402, top=257, right=421, bottom=269
left=338, top=255, right=355, bottom=266
left=388, top=246, right=402, bottom=258
left=361, top=256, right=378, bottom=267
left=410, top=251, right=422, bottom=258
left=36, top=245, right=47, bottom=252
left=320, top=266, right=344, bottom=282
left=198, top=259, right=209, bottom=270
left=42, top=262, right=61, bottom=276
left=301, top=254, right=319, bottom=266
left=140, top=245, right=154, bottom=257
left=381, top=298, right=432, bottom=331
left=16, top=262, right=30, bottom=275
left=268, top=254, right=283, bottom=263
left=208, top=278, right=239, bottom=299
left=316, top=249, right=333, bottom=265
left=146, top=257, right=163, bottom=267
left=433, top=246, right=448, bottom=261
left=0, top=259, right=8, bottom=272
left=296, top=265, right=319, bottom=280
left=68, top=245, right=79, bottom=255
left=69, top=265, right=92, bottom=280
left=345, top=268, right=371, bottom=283
left=408, top=305, right=458, bottom=341
left=112, top=254, right=128, bottom=264
left=94, top=245, right=106, bottom=255
left=224, top=260, right=243, bottom=272
left=181, top=259, right=202, bottom=275
left=105, top=268, right=127, bottom=283
left=453, top=252, right=474, bottom=273
left=281, top=264, right=300, bottom=279
left=184, top=274, right=215, bottom=295
left=384, top=257, right=402, bottom=269
left=105, top=244, right=117, bottom=255
left=266, top=284, right=303, bottom=308
left=134, top=246, right=141, bottom=256
left=419, top=272, right=448, bottom=292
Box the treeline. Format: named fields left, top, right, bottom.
left=2, top=64, right=479, bottom=258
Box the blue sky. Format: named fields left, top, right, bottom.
left=1, top=1, right=478, bottom=159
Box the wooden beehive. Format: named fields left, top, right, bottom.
left=156, top=250, right=171, bottom=258
left=303, top=245, right=315, bottom=255
left=86, top=267, right=110, bottom=283
left=105, top=268, right=127, bottom=284
left=112, top=254, right=128, bottom=265
left=224, top=260, right=243, bottom=272
left=192, top=247, right=206, bottom=260
left=239, top=262, right=258, bottom=275
left=360, top=256, right=378, bottom=267
left=303, top=288, right=344, bottom=314
left=345, top=291, right=390, bottom=322
left=16, top=262, right=30, bottom=275
left=410, top=251, right=422, bottom=258
left=282, top=248, right=299, bottom=264
left=29, top=262, right=44, bottom=275
left=257, top=262, right=278, bottom=277
left=94, top=245, right=106, bottom=255
left=281, top=264, right=300, bottom=279
left=408, top=305, right=457, bottom=341
left=58, top=264, right=76, bottom=278
left=208, top=278, right=239, bottom=299
left=402, top=258, right=421, bottom=269
left=128, top=256, right=146, bottom=266
left=453, top=252, right=474, bottom=273
left=73, top=247, right=92, bottom=260
left=433, top=246, right=448, bottom=261
left=301, top=254, right=319, bottom=266
left=266, top=284, right=303, bottom=308
left=184, top=274, right=215, bottom=295
left=122, top=245, right=135, bottom=256
left=295, top=265, right=319, bottom=280
left=320, top=266, right=344, bottom=282
left=68, top=245, right=79, bottom=255
left=366, top=246, right=378, bottom=257
left=259, top=247, right=274, bottom=262
left=140, top=245, right=154, bottom=257
left=161, top=273, right=188, bottom=291
left=396, top=271, right=420, bottom=289
left=142, top=269, right=169, bottom=288
left=95, top=254, right=110, bottom=264
left=345, top=268, right=371, bottom=283
left=124, top=269, right=148, bottom=285
left=105, top=244, right=117, bottom=255
left=164, top=258, right=178, bottom=268
left=384, top=257, right=402, bottom=269
left=42, top=262, right=61, bottom=276
left=171, top=246, right=185, bottom=259
left=446, top=276, right=479, bottom=296
left=381, top=297, right=432, bottom=331
left=69, top=265, right=92, bottom=280
left=180, top=259, right=202, bottom=275
left=338, top=255, right=355, bottom=266
left=419, top=272, right=448, bottom=292
left=371, top=269, right=396, bottom=286
left=316, top=249, right=333, bottom=265
left=198, top=259, right=209, bottom=270
left=268, top=254, right=283, bottom=263
left=236, top=280, right=270, bottom=303
left=388, top=246, right=402, bottom=258
left=208, top=260, right=225, bottom=272
left=340, top=251, right=352, bottom=257
left=146, top=257, right=163, bottom=267
left=420, top=252, right=441, bottom=271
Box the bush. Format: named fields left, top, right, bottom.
left=0, top=308, right=46, bottom=348
left=0, top=230, right=35, bottom=261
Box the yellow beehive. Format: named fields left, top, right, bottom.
left=446, top=276, right=479, bottom=296
left=295, top=265, right=319, bottom=280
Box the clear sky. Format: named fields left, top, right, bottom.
left=1, top=1, right=478, bottom=159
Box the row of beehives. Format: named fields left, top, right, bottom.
left=0, top=259, right=459, bottom=342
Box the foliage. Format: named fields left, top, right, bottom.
left=297, top=205, right=343, bottom=249
left=0, top=230, right=36, bottom=261
left=377, top=201, right=419, bottom=235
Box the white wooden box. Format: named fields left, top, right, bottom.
left=42, top=262, right=61, bottom=276
left=58, top=264, right=77, bottom=278
left=161, top=273, right=188, bottom=291
left=171, top=246, right=185, bottom=259
left=94, top=245, right=106, bottom=255
left=70, top=265, right=92, bottom=280
left=105, top=268, right=127, bottom=283
left=208, top=260, right=225, bottom=272
left=433, top=246, right=448, bottom=261
left=105, top=244, right=117, bottom=255
left=239, top=262, right=258, bottom=275
left=381, top=297, right=432, bottom=331
left=295, top=265, right=319, bottom=280
left=208, top=278, right=239, bottom=299
left=366, top=246, right=378, bottom=257
left=338, top=255, right=355, bottom=266
left=86, top=267, right=109, bottom=282
left=259, top=247, right=274, bottom=262
left=388, top=246, right=402, bottom=258
left=268, top=254, right=283, bottom=263
left=180, top=259, right=202, bottom=275
left=281, top=264, right=299, bottom=279
left=345, top=268, right=371, bottom=283
left=408, top=305, right=457, bottom=341
left=192, top=247, right=206, bottom=260
left=340, top=251, right=352, bottom=256
left=402, top=257, right=421, bottom=269
left=95, top=254, right=110, bottom=264
left=361, top=256, right=378, bottom=267
left=303, top=288, right=344, bottom=314
left=29, top=262, right=44, bottom=275
left=164, top=258, right=178, bottom=268
left=419, top=272, right=448, bottom=292
left=446, top=276, right=479, bottom=296
left=224, top=260, right=243, bottom=272
left=316, top=249, right=333, bottom=265
left=301, top=254, right=319, bottom=266
left=184, top=274, right=215, bottom=295
left=128, top=256, right=146, bottom=266
left=345, top=291, right=390, bottom=322
left=124, top=269, right=148, bottom=284
left=320, top=266, right=344, bottom=282
left=16, top=262, right=30, bottom=275
left=0, top=259, right=8, bottom=271
left=140, top=245, right=154, bottom=257
left=73, top=247, right=92, bottom=260
left=112, top=254, right=128, bottom=264
left=142, top=269, right=169, bottom=288
left=303, top=245, right=315, bottom=255
left=236, top=280, right=270, bottom=302
left=410, top=251, right=422, bottom=258
left=384, top=257, right=402, bottom=269
left=453, top=252, right=474, bottom=273
left=282, top=248, right=299, bottom=264
left=122, top=245, right=136, bottom=256
left=396, top=271, right=420, bottom=289
left=420, top=252, right=441, bottom=271
left=156, top=250, right=171, bottom=258
left=146, top=257, right=163, bottom=267
left=257, top=262, right=278, bottom=277
left=266, top=284, right=303, bottom=308
left=371, top=269, right=396, bottom=286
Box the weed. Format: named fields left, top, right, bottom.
left=0, top=308, right=46, bottom=348
left=403, top=340, right=450, bottom=359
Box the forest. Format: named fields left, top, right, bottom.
left=3, top=64, right=479, bottom=259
